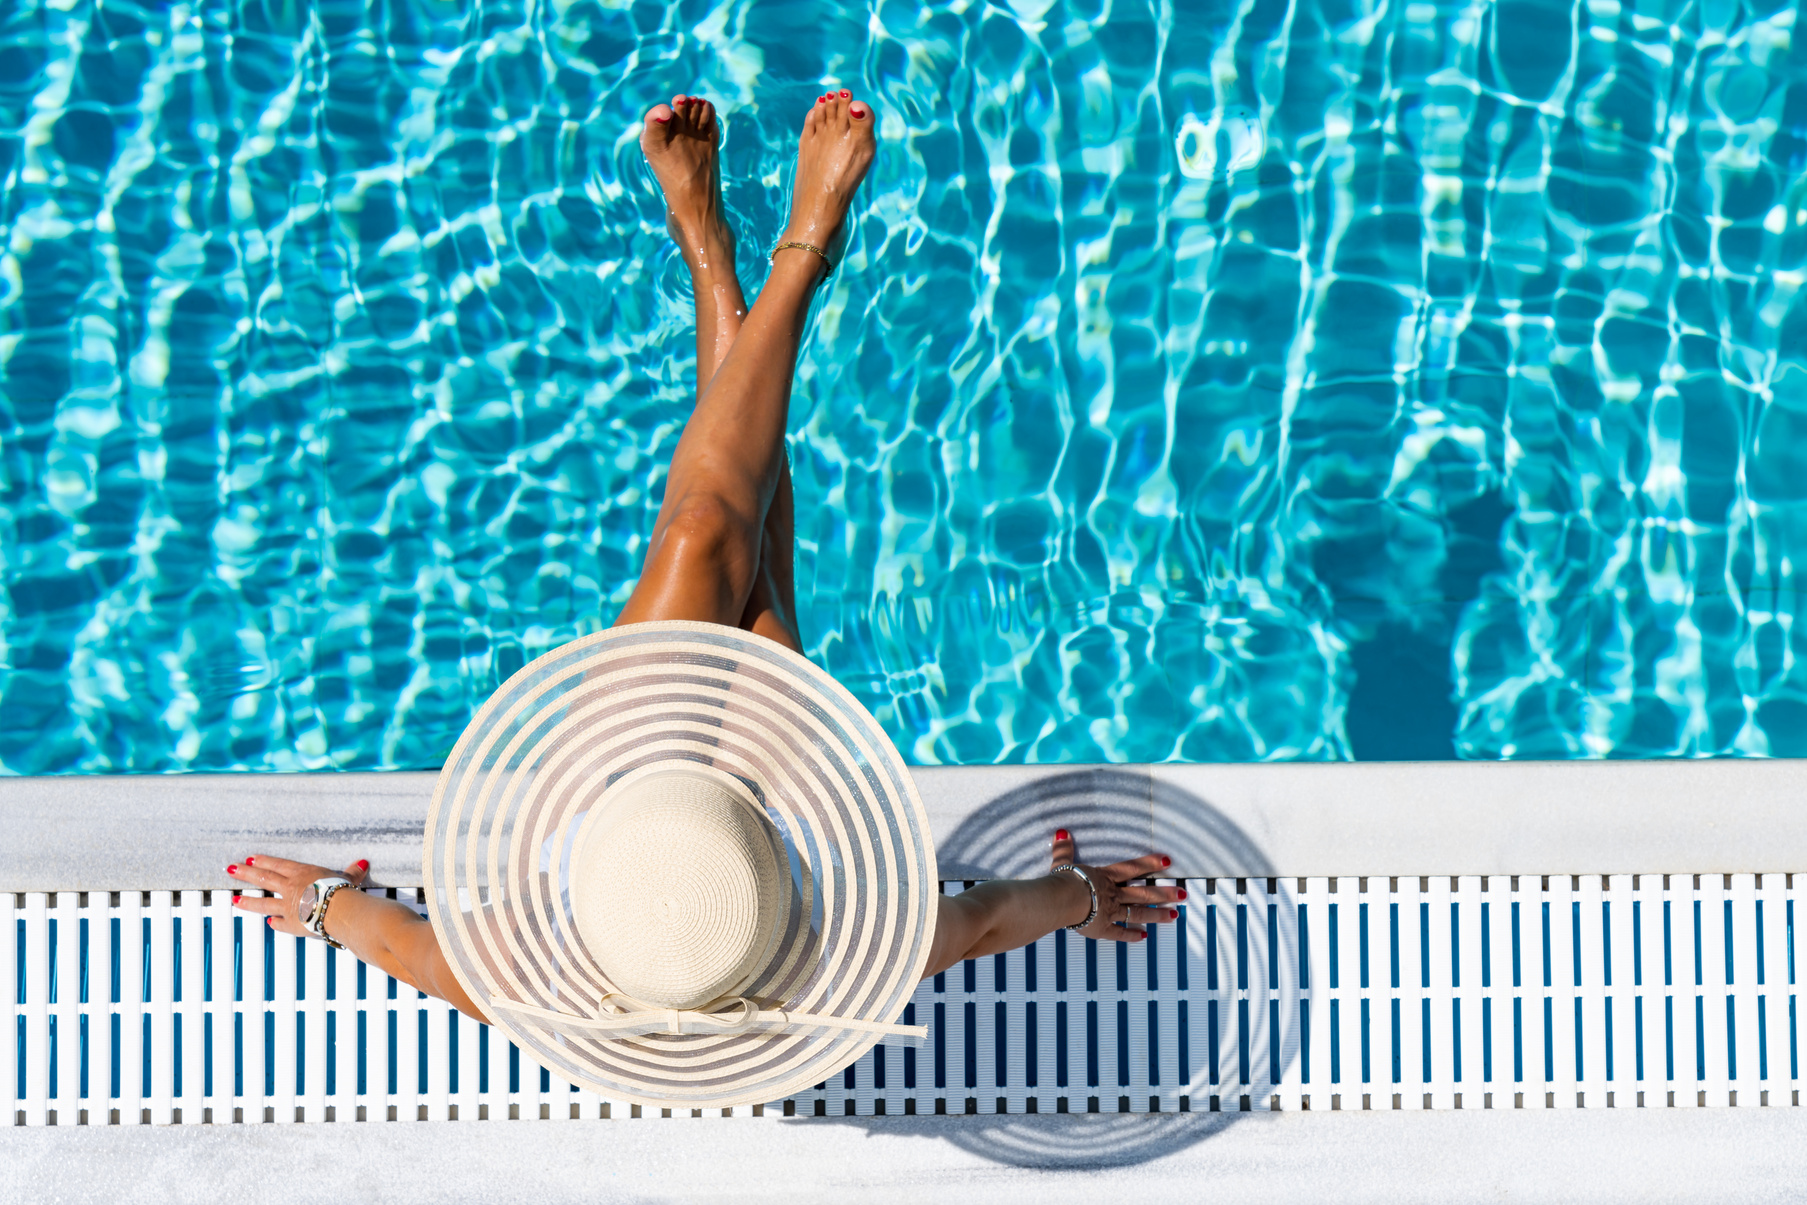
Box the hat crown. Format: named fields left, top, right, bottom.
left=570, top=768, right=786, bottom=1011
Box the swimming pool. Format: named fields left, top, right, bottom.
left=0, top=0, right=1800, bottom=773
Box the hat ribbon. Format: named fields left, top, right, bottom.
left=490, top=994, right=928, bottom=1042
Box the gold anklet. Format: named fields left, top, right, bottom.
left=770, top=239, right=834, bottom=275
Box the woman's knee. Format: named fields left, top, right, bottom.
left=654, top=495, right=759, bottom=587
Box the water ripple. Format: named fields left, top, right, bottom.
left=0, top=0, right=1801, bottom=771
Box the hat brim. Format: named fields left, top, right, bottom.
left=424, top=621, right=938, bottom=1108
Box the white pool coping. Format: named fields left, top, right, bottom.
left=3, top=758, right=1805, bottom=890
left=5, top=1104, right=1806, bottom=1204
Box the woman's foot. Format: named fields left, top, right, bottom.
left=641, top=94, right=735, bottom=276
left=775, top=90, right=876, bottom=275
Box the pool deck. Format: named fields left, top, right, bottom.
left=6, top=758, right=1807, bottom=1201
left=6, top=1098, right=1806, bottom=1203
left=5, top=758, right=1807, bottom=888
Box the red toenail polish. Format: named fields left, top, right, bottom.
left=1161, top=856, right=1172, bottom=868
left=1055, top=829, right=1069, bottom=841
left=840, top=89, right=850, bottom=97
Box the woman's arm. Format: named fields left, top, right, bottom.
left=227, top=855, right=489, bottom=1023
left=922, top=830, right=1184, bottom=979
left=230, top=828, right=1184, bottom=1014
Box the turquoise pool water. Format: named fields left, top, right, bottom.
left=0, top=0, right=1802, bottom=773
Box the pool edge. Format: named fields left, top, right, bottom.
left=4, top=759, right=1804, bottom=889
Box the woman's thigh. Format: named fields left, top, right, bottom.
left=612, top=464, right=800, bottom=654
left=737, top=464, right=800, bottom=652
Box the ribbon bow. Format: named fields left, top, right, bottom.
left=491, top=994, right=928, bottom=1043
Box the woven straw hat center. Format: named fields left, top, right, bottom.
left=571, top=767, right=786, bottom=1011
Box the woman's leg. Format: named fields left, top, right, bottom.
left=642, top=94, right=746, bottom=394
left=636, top=94, right=800, bottom=645
left=615, top=91, right=874, bottom=650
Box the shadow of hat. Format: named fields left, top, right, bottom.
left=819, top=767, right=1303, bottom=1170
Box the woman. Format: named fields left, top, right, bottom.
left=225, top=91, right=1181, bottom=1024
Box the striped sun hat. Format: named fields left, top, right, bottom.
left=423, top=621, right=938, bottom=1109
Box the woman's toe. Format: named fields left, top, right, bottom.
left=646, top=103, right=674, bottom=127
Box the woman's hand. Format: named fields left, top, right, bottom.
left=224, top=853, right=486, bottom=1022
left=1051, top=829, right=1185, bottom=944
left=227, top=854, right=371, bottom=939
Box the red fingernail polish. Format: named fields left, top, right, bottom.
left=1177, top=889, right=1188, bottom=901
left=231, top=895, right=241, bottom=904
left=1055, top=829, right=1070, bottom=841
left=226, top=865, right=237, bottom=874
left=265, top=917, right=273, bottom=927
left=1170, top=910, right=1180, bottom=920
left=245, top=856, right=255, bottom=865
left=1161, top=856, right=1172, bottom=868
left=358, top=859, right=369, bottom=870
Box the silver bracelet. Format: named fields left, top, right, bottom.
left=298, top=876, right=356, bottom=950
left=1052, top=864, right=1097, bottom=931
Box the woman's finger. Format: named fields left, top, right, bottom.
left=1088, top=923, right=1147, bottom=944
left=240, top=853, right=306, bottom=876
left=343, top=858, right=370, bottom=886
left=1127, top=905, right=1179, bottom=925
left=231, top=893, right=288, bottom=918
left=1048, top=828, right=1077, bottom=869
left=1101, top=853, right=1170, bottom=882
left=1097, top=903, right=1178, bottom=929
left=226, top=862, right=287, bottom=891
left=1113, top=883, right=1187, bottom=906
